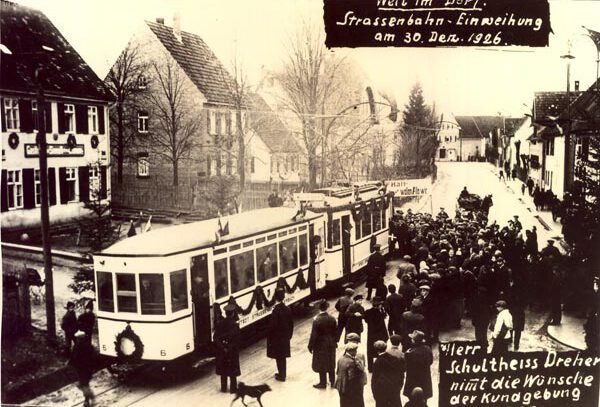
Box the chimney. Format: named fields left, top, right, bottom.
left=156, top=17, right=164, bottom=25
left=173, top=12, right=182, bottom=42
left=574, top=80, right=580, bottom=91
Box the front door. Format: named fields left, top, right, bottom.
left=439, top=148, right=446, bottom=159
left=190, top=254, right=211, bottom=348
left=341, top=215, right=352, bottom=275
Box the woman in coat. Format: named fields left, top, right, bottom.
left=213, top=303, right=241, bottom=393
left=403, top=330, right=433, bottom=400
left=308, top=300, right=337, bottom=388
left=335, top=342, right=367, bottom=407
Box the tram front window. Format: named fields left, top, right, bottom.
left=170, top=270, right=188, bottom=312
left=257, top=243, right=278, bottom=282
left=139, top=273, right=165, bottom=315
left=97, top=271, right=114, bottom=312
left=116, top=273, right=137, bottom=313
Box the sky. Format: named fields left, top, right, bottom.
left=11, top=0, right=600, bottom=117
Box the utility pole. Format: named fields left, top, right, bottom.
left=35, top=68, right=56, bottom=344
left=561, top=43, right=576, bottom=195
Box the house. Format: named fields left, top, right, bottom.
left=435, top=113, right=460, bottom=161
left=0, top=0, right=113, bottom=236
left=501, top=117, right=527, bottom=171
left=510, top=116, right=544, bottom=183
left=453, top=116, right=502, bottom=162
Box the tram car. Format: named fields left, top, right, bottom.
left=93, top=184, right=392, bottom=363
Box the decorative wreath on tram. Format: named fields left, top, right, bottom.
left=114, top=324, right=144, bottom=361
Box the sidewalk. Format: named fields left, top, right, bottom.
left=547, top=314, right=587, bottom=351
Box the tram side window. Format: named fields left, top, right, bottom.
left=373, top=209, right=382, bottom=232
left=230, top=250, right=255, bottom=293
left=355, top=220, right=361, bottom=241
left=361, top=212, right=372, bottom=237
left=214, top=259, right=229, bottom=300
left=279, top=236, right=298, bottom=272
left=170, top=270, right=188, bottom=312
left=116, top=273, right=137, bottom=313
left=298, top=233, right=308, bottom=266
left=381, top=208, right=387, bottom=229
left=257, top=243, right=278, bottom=282
left=139, top=273, right=165, bottom=315
left=331, top=219, right=341, bottom=246
left=97, top=271, right=114, bottom=312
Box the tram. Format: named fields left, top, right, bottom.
left=93, top=183, right=393, bottom=363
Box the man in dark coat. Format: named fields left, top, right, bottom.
left=267, top=289, right=294, bottom=381
left=400, top=300, right=426, bottom=351
left=507, top=275, right=526, bottom=351
left=77, top=302, right=96, bottom=345
left=61, top=301, right=78, bottom=355
left=309, top=300, right=337, bottom=388
left=335, top=288, right=354, bottom=341
left=69, top=331, right=96, bottom=407
left=471, top=286, right=493, bottom=347
left=398, top=273, right=417, bottom=311
left=214, top=303, right=241, bottom=392
left=364, top=297, right=389, bottom=372
left=384, top=284, right=404, bottom=336
left=366, top=245, right=386, bottom=300
left=335, top=342, right=367, bottom=407
left=403, top=330, right=433, bottom=400
left=371, top=341, right=404, bottom=407
left=345, top=295, right=365, bottom=342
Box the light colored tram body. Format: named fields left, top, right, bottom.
left=93, top=184, right=392, bottom=362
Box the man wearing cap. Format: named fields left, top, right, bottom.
left=77, top=301, right=96, bottom=345
left=491, top=300, right=513, bottom=354
left=345, top=333, right=367, bottom=367
left=364, top=296, right=389, bottom=372
left=335, top=341, right=367, bottom=407
left=335, top=287, right=354, bottom=341
left=267, top=289, right=294, bottom=381
left=403, top=330, right=433, bottom=401
left=213, top=303, right=241, bottom=392
left=513, top=215, right=522, bottom=233
left=541, top=239, right=561, bottom=267
left=61, top=301, right=78, bottom=356
left=366, top=244, right=386, bottom=301
left=384, top=284, right=404, bottom=336
left=345, top=295, right=365, bottom=342
left=308, top=300, right=337, bottom=389
left=397, top=255, right=417, bottom=278
left=400, top=300, right=426, bottom=351
left=371, top=341, right=404, bottom=407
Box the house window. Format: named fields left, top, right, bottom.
left=209, top=110, right=217, bottom=135
left=88, top=106, right=98, bottom=134
left=220, top=112, right=227, bottom=135
left=7, top=169, right=23, bottom=209
left=226, top=113, right=232, bottom=135
left=250, top=157, right=255, bottom=174
left=32, top=100, right=38, bottom=131
left=137, top=74, right=147, bottom=90
left=65, top=104, right=75, bottom=133
left=65, top=167, right=78, bottom=202
left=138, top=111, right=148, bottom=133
left=89, top=166, right=100, bottom=199
left=3, top=98, right=20, bottom=130
left=215, top=113, right=222, bottom=135
left=137, top=155, right=150, bottom=177
left=34, top=169, right=41, bottom=206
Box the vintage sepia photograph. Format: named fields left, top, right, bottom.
left=1, top=0, right=599, bottom=406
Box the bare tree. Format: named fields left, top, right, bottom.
left=143, top=56, right=202, bottom=186
left=105, top=42, right=148, bottom=184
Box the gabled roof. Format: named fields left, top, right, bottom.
left=455, top=116, right=503, bottom=139
left=248, top=93, right=300, bottom=153
left=145, top=20, right=236, bottom=106
left=533, top=91, right=582, bottom=123
left=505, top=117, right=527, bottom=136
left=0, top=0, right=113, bottom=101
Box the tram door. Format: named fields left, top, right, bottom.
left=341, top=215, right=352, bottom=275
left=190, top=254, right=211, bottom=348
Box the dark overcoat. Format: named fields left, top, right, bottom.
left=364, top=307, right=389, bottom=362
left=61, top=310, right=78, bottom=336
left=69, top=339, right=96, bottom=386
left=345, top=302, right=365, bottom=334
left=213, top=316, right=241, bottom=377
left=403, top=344, right=433, bottom=399
left=372, top=352, right=405, bottom=407
left=384, top=293, right=405, bottom=334
left=267, top=302, right=294, bottom=359
left=366, top=251, right=386, bottom=289
left=308, top=312, right=337, bottom=373
left=77, top=312, right=96, bottom=338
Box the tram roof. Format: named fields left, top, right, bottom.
left=99, top=207, right=322, bottom=257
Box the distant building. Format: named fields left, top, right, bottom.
left=454, top=116, right=502, bottom=162
left=0, top=0, right=113, bottom=237
left=435, top=113, right=460, bottom=161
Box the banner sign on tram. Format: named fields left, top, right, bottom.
left=386, top=178, right=431, bottom=197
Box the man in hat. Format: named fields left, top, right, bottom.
left=416, top=284, right=437, bottom=343
left=308, top=300, right=337, bottom=389
left=364, top=296, right=389, bottom=372
left=366, top=244, right=386, bottom=301
left=541, top=239, right=561, bottom=266
left=214, top=303, right=241, bottom=392
left=77, top=301, right=96, bottom=345
left=345, top=295, right=365, bottom=342
left=61, top=301, right=78, bottom=355
left=404, top=330, right=433, bottom=401
left=400, top=300, right=426, bottom=351
left=69, top=330, right=96, bottom=407
left=371, top=340, right=404, bottom=407
left=513, top=215, right=522, bottom=233
left=335, top=341, right=367, bottom=407
left=398, top=273, right=417, bottom=311
left=267, top=289, right=294, bottom=381
left=384, top=284, right=404, bottom=336
left=397, top=255, right=417, bottom=278
left=335, top=287, right=355, bottom=341
left=491, top=300, right=513, bottom=354
left=345, top=332, right=366, bottom=367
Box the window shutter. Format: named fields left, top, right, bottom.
left=99, top=165, right=107, bottom=199
left=58, top=167, right=68, bottom=204
left=48, top=168, right=57, bottom=206
left=75, top=104, right=88, bottom=134
left=22, top=168, right=35, bottom=209
left=1, top=170, right=7, bottom=212
left=78, top=167, right=90, bottom=203
left=206, top=110, right=211, bottom=134
left=19, top=99, right=33, bottom=133
left=98, top=105, right=105, bottom=134
left=43, top=102, right=52, bottom=133
left=57, top=103, right=65, bottom=134
left=0, top=98, right=5, bottom=132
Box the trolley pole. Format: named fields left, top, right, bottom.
left=35, top=68, right=56, bottom=344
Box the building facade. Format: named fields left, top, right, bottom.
left=0, top=0, right=113, bottom=235
left=436, top=113, right=460, bottom=161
